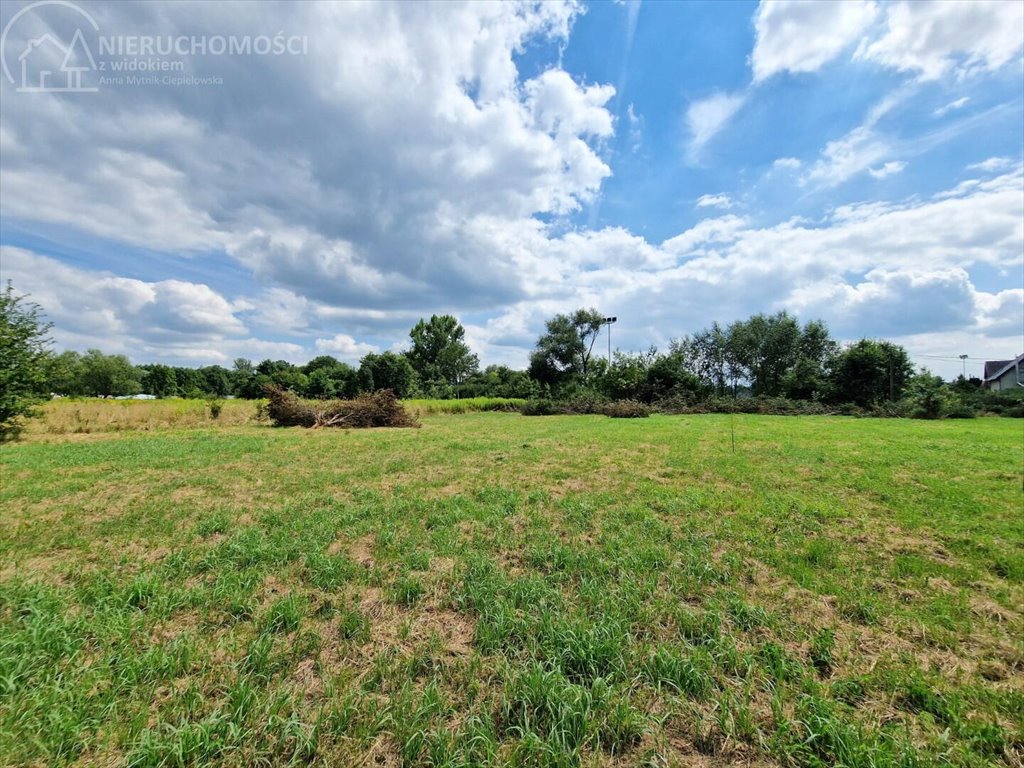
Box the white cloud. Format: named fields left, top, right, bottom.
left=0, top=246, right=252, bottom=358
left=801, top=91, right=911, bottom=187
left=751, top=0, right=878, bottom=82
left=314, top=334, right=379, bottom=361
left=967, top=157, right=1017, bottom=172
left=868, top=160, right=907, bottom=179
left=626, top=103, right=643, bottom=152
left=857, top=0, right=1024, bottom=80
left=804, top=126, right=889, bottom=186
left=934, top=96, right=969, bottom=117
left=772, top=157, right=802, bottom=171
left=686, top=92, right=745, bottom=156
left=0, top=1, right=1020, bottom=381
left=696, top=194, right=733, bottom=209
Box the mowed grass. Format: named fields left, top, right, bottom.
left=0, top=411, right=1021, bottom=767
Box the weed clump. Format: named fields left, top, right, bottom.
left=264, top=386, right=419, bottom=429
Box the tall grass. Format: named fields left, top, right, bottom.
left=27, top=397, right=259, bottom=434
left=401, top=397, right=524, bottom=416
left=26, top=396, right=525, bottom=435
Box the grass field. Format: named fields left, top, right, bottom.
left=1, top=408, right=1021, bottom=767
left=22, top=397, right=526, bottom=436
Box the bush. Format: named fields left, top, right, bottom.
left=206, top=396, right=224, bottom=419
left=944, top=404, right=977, bottom=419
left=520, top=399, right=562, bottom=416
left=657, top=395, right=836, bottom=416
left=521, top=397, right=649, bottom=418
left=600, top=400, right=651, bottom=418
left=265, top=386, right=419, bottom=429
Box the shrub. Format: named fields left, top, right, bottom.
left=265, top=386, right=419, bottom=429
left=600, top=400, right=651, bottom=418
left=521, top=397, right=651, bottom=418
left=206, top=396, right=224, bottom=419
left=520, top=399, right=563, bottom=416
left=944, top=404, right=977, bottom=419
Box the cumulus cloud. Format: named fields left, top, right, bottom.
left=0, top=0, right=613, bottom=309
left=790, top=267, right=979, bottom=337
left=0, top=246, right=255, bottom=358
left=751, top=0, right=878, bottom=82
left=0, top=0, right=1020, bottom=381
left=857, top=0, right=1024, bottom=80
left=314, top=334, right=379, bottom=361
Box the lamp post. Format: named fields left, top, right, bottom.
left=602, top=316, right=617, bottom=365
left=959, top=354, right=968, bottom=379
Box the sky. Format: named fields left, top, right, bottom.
left=0, top=0, right=1021, bottom=380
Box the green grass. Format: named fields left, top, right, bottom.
left=401, top=397, right=525, bottom=416
left=1, top=412, right=1021, bottom=766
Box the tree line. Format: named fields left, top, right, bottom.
left=28, top=309, right=922, bottom=407
left=3, top=282, right=1018, bottom=440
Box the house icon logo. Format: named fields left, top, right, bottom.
left=2, top=1, right=100, bottom=93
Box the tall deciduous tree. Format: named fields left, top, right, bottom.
left=0, top=283, right=52, bottom=441
left=79, top=350, right=141, bottom=398
left=358, top=352, right=416, bottom=397
left=727, top=311, right=802, bottom=397
left=406, top=315, right=479, bottom=386
left=830, top=339, right=913, bottom=405
left=529, top=308, right=605, bottom=384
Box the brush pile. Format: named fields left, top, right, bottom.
left=265, top=386, right=420, bottom=429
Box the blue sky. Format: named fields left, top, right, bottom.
left=1, top=0, right=1021, bottom=378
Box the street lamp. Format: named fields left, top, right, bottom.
left=959, top=354, right=968, bottom=379
left=602, top=316, right=617, bottom=365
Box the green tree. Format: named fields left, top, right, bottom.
left=358, top=352, right=416, bottom=397
left=645, top=346, right=706, bottom=402
left=830, top=339, right=913, bottom=406
left=302, top=356, right=359, bottom=398
left=406, top=315, right=479, bottom=387
left=231, top=358, right=258, bottom=398
left=174, top=367, right=207, bottom=398
left=904, top=370, right=954, bottom=419
left=254, top=359, right=306, bottom=394
left=0, top=283, right=52, bottom=441
left=44, top=350, right=85, bottom=396
left=672, top=324, right=732, bottom=395
left=139, top=364, right=178, bottom=397
left=529, top=308, right=605, bottom=385
left=783, top=320, right=838, bottom=400
left=200, top=366, right=232, bottom=398
left=601, top=349, right=654, bottom=400
left=727, top=312, right=802, bottom=397
left=78, top=350, right=141, bottom=398
left=461, top=365, right=540, bottom=399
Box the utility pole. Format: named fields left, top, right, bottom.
left=959, top=354, right=968, bottom=379
left=602, top=316, right=617, bottom=365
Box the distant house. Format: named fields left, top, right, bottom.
left=982, top=354, right=1024, bottom=391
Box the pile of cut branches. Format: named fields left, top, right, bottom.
left=265, top=386, right=419, bottom=429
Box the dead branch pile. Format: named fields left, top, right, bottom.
left=264, top=386, right=420, bottom=429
